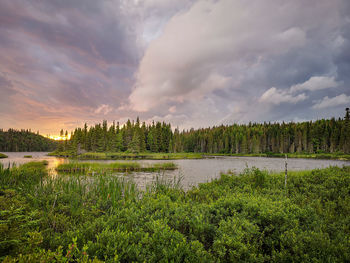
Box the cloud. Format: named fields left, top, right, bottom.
left=312, top=94, right=350, bottom=109
left=290, top=76, right=339, bottom=92
left=129, top=0, right=317, bottom=112
left=259, top=75, right=340, bottom=106
left=0, top=74, right=17, bottom=112
left=94, top=104, right=114, bottom=115
left=130, top=1, right=305, bottom=111
left=259, top=87, right=307, bottom=105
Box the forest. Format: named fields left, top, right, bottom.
left=61, top=109, right=350, bottom=155
left=0, top=129, right=57, bottom=152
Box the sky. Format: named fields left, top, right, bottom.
left=0, top=0, right=350, bottom=135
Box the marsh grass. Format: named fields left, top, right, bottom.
left=56, top=161, right=177, bottom=174
left=146, top=172, right=184, bottom=194
left=0, top=161, right=47, bottom=191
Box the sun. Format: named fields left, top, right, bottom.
left=48, top=134, right=71, bottom=141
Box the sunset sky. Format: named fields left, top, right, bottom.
left=0, top=0, right=349, bottom=136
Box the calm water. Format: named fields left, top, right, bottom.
left=1, top=152, right=350, bottom=189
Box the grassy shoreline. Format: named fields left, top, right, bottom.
left=0, top=153, right=8, bottom=158
left=204, top=152, right=350, bottom=160
left=1, top=162, right=350, bottom=262
left=48, top=151, right=350, bottom=161
left=48, top=151, right=204, bottom=160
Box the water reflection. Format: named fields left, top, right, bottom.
left=47, top=157, right=66, bottom=178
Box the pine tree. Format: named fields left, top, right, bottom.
left=128, top=130, right=141, bottom=153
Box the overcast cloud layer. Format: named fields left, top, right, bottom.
left=0, top=0, right=349, bottom=135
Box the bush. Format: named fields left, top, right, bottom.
left=1, top=163, right=350, bottom=262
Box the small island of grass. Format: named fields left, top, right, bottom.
left=56, top=161, right=177, bottom=174
left=23, top=155, right=32, bottom=158
left=0, top=153, right=8, bottom=159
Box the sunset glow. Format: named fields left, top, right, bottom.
left=48, top=134, right=71, bottom=141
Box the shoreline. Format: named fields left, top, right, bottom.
left=47, top=151, right=350, bottom=161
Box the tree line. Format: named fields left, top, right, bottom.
left=64, top=109, right=350, bottom=154
left=0, top=129, right=57, bottom=152
left=63, top=118, right=172, bottom=154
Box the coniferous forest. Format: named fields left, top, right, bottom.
left=0, top=129, right=57, bottom=152
left=64, top=110, right=350, bottom=155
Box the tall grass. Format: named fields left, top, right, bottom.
left=0, top=161, right=47, bottom=191
left=29, top=173, right=139, bottom=216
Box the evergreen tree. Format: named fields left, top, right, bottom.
left=58, top=115, right=350, bottom=155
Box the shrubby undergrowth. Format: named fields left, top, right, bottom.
left=1, top=162, right=349, bottom=262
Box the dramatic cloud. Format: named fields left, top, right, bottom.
left=259, top=75, right=341, bottom=106
left=290, top=76, right=339, bottom=92
left=129, top=0, right=311, bottom=111
left=128, top=0, right=349, bottom=126
left=312, top=94, right=350, bottom=109
left=94, top=104, right=114, bottom=115
left=259, top=88, right=307, bottom=105
left=0, top=0, right=349, bottom=134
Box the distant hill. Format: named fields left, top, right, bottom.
left=0, top=129, right=58, bottom=152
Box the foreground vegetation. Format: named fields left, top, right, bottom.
left=1, top=162, right=350, bottom=262
left=0, top=129, right=57, bottom=152
left=56, top=162, right=177, bottom=174
left=0, top=153, right=7, bottom=158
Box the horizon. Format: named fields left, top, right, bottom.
left=1, top=0, right=349, bottom=135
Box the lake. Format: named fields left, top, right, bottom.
left=1, top=152, right=350, bottom=189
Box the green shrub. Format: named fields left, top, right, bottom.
left=1, top=162, right=350, bottom=262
